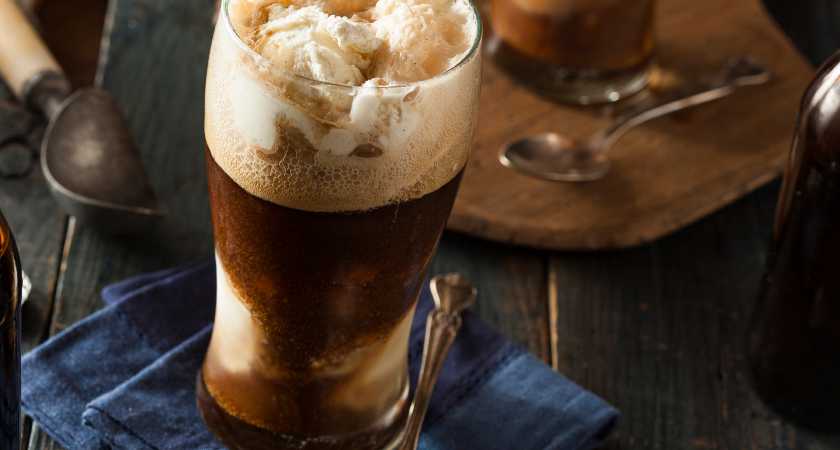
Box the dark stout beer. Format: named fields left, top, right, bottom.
left=0, top=213, right=20, bottom=450
left=748, top=51, right=840, bottom=432
left=199, top=149, right=463, bottom=449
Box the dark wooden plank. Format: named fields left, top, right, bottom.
left=28, top=0, right=215, bottom=448
left=0, top=93, right=64, bottom=450
left=46, top=0, right=215, bottom=334
left=433, top=234, right=550, bottom=361
left=762, top=0, right=840, bottom=66
left=549, top=183, right=840, bottom=449
left=0, top=87, right=65, bottom=355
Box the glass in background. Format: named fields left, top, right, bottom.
left=489, top=0, right=655, bottom=104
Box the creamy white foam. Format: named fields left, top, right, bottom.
left=205, top=0, right=481, bottom=212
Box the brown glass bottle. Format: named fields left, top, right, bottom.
left=748, top=51, right=840, bottom=432
left=0, top=212, right=21, bottom=449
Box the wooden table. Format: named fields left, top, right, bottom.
left=5, top=0, right=840, bottom=449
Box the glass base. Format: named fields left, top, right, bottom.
left=486, top=35, right=651, bottom=105
left=196, top=371, right=409, bottom=450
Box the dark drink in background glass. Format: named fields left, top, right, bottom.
left=489, top=0, right=655, bottom=104
left=0, top=212, right=21, bottom=450
left=748, top=51, right=840, bottom=432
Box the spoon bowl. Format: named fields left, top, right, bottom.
left=41, top=87, right=162, bottom=233
left=499, top=133, right=610, bottom=182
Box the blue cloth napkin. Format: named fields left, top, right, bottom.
left=22, top=263, right=618, bottom=450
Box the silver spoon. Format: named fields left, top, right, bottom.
left=499, top=57, right=772, bottom=182
left=398, top=273, right=477, bottom=450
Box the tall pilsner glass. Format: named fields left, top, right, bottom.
left=196, top=1, right=483, bottom=449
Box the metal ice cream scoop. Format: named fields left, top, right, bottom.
left=399, top=273, right=477, bottom=450
left=0, top=0, right=161, bottom=233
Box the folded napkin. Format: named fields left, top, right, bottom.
left=22, top=263, right=618, bottom=450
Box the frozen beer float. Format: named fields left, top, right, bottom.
left=199, top=0, right=482, bottom=448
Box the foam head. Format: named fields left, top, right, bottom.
left=205, top=0, right=482, bottom=213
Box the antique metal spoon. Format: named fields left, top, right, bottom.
left=398, top=273, right=477, bottom=450
left=500, top=57, right=772, bottom=182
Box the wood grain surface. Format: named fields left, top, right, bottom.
left=12, top=0, right=840, bottom=449
left=449, top=0, right=814, bottom=250
left=0, top=84, right=64, bottom=356
left=432, top=235, right=549, bottom=360
left=550, top=183, right=840, bottom=449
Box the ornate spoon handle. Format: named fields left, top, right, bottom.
left=594, top=57, right=772, bottom=150
left=399, top=274, right=476, bottom=450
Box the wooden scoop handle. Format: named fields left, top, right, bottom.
left=0, top=0, right=61, bottom=98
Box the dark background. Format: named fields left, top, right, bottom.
left=764, top=0, right=840, bottom=65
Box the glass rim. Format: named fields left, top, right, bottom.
left=221, top=0, right=483, bottom=90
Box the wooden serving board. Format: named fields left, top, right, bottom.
left=448, top=0, right=814, bottom=250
